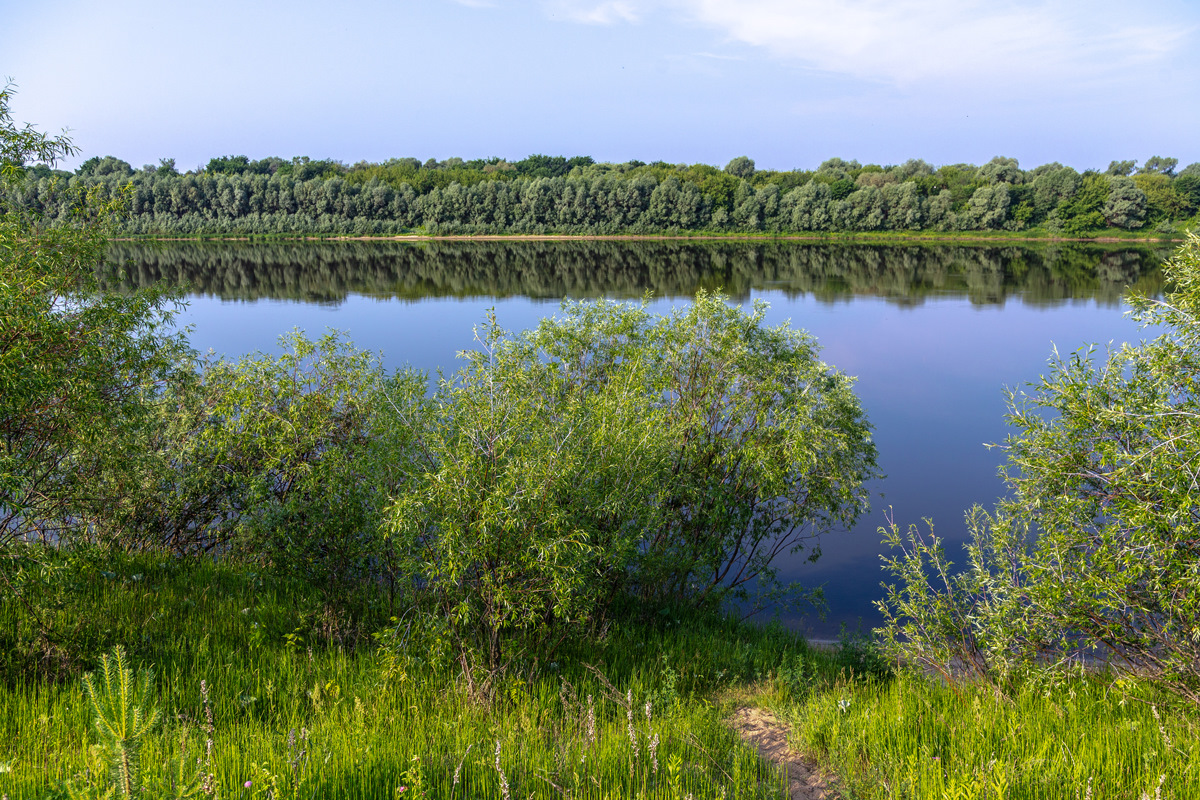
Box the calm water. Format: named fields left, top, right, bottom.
left=104, top=240, right=1169, bottom=637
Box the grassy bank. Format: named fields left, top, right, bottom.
left=1, top=549, right=810, bottom=799
left=4, top=550, right=1199, bottom=799
left=771, top=672, right=1200, bottom=799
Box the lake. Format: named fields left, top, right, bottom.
left=103, top=239, right=1170, bottom=638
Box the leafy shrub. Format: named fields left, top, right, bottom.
left=523, top=293, right=879, bottom=613
left=92, top=331, right=411, bottom=608
left=1, top=90, right=187, bottom=553
left=387, top=295, right=878, bottom=670
left=384, top=310, right=669, bottom=670
left=879, top=234, right=1200, bottom=703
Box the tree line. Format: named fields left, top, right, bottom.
left=7, top=152, right=1199, bottom=236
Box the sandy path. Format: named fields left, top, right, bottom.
left=729, top=706, right=842, bottom=800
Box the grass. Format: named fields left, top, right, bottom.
left=4, top=549, right=1199, bottom=799
left=765, top=668, right=1200, bottom=799
left=1, top=549, right=806, bottom=799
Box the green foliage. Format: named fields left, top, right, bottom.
left=522, top=294, right=877, bottom=612
left=384, top=308, right=669, bottom=669
left=384, top=294, right=876, bottom=669
left=1102, top=175, right=1147, bottom=229
left=965, top=184, right=1011, bottom=230
left=0, top=89, right=187, bottom=561
left=1106, top=159, right=1137, bottom=177
left=1141, top=155, right=1179, bottom=177
left=1054, top=173, right=1111, bottom=234
left=75, top=157, right=134, bottom=179
left=1134, top=172, right=1193, bottom=221
left=5, top=136, right=1194, bottom=236
left=107, top=331, right=401, bottom=603
left=1175, top=173, right=1200, bottom=210
left=723, top=156, right=755, bottom=179
left=0, top=82, right=76, bottom=183
left=204, top=155, right=252, bottom=175
left=878, top=234, right=1200, bottom=703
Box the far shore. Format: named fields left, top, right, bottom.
left=109, top=231, right=1190, bottom=244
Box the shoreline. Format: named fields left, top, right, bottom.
left=109, top=231, right=1188, bottom=244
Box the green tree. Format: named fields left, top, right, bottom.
left=1054, top=173, right=1111, bottom=233
left=76, top=155, right=134, bottom=178
left=384, top=309, right=668, bottom=669
left=1140, top=155, right=1178, bottom=177
left=1106, top=159, right=1137, bottom=177
left=1, top=86, right=186, bottom=553
left=1133, top=172, right=1191, bottom=222
left=724, top=156, right=756, bottom=178
left=104, top=332, right=402, bottom=604
left=880, top=234, right=1200, bottom=703
left=1102, top=175, right=1147, bottom=229
left=386, top=296, right=877, bottom=669
left=524, top=294, right=879, bottom=612
left=1175, top=173, right=1200, bottom=211
left=976, top=156, right=1023, bottom=185
left=965, top=184, right=1011, bottom=229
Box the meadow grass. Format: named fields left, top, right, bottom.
left=1, top=549, right=805, bottom=799
left=5, top=549, right=1199, bottom=799
left=768, top=668, right=1200, bottom=799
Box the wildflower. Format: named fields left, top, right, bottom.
left=494, top=740, right=510, bottom=800
left=244, top=781, right=252, bottom=788
left=1151, top=705, right=1171, bottom=747
left=585, top=694, right=597, bottom=746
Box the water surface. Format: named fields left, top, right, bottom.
left=104, top=239, right=1168, bottom=637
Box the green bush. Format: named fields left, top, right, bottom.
left=879, top=233, right=1200, bottom=703
left=1, top=88, right=186, bottom=553
left=386, top=295, right=878, bottom=671
left=384, top=309, right=670, bottom=670
left=97, top=331, right=412, bottom=607
left=524, top=293, right=879, bottom=613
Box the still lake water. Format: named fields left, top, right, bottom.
left=104, top=239, right=1170, bottom=637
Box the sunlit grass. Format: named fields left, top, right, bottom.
left=771, top=670, right=1200, bottom=799
left=5, top=550, right=1199, bottom=799
left=1, top=550, right=801, bottom=799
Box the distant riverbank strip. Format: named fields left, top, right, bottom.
left=112, top=229, right=1190, bottom=244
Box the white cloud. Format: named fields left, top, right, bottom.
left=547, top=0, right=1190, bottom=87
left=548, top=0, right=642, bottom=24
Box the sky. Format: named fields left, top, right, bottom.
left=4, top=0, right=1198, bottom=173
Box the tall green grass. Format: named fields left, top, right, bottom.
left=774, top=670, right=1200, bottom=799
left=1, top=550, right=808, bottom=799
left=7, top=550, right=1199, bottom=799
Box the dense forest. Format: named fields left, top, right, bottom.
left=8, top=152, right=1200, bottom=236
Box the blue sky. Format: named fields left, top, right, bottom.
left=4, top=0, right=1198, bottom=173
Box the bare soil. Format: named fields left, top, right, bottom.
left=728, top=706, right=842, bottom=800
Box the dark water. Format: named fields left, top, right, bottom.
left=103, top=239, right=1169, bottom=637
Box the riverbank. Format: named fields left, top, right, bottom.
left=110, top=228, right=1193, bottom=244
left=3, top=550, right=1196, bottom=799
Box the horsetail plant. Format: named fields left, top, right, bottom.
left=81, top=646, right=163, bottom=798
